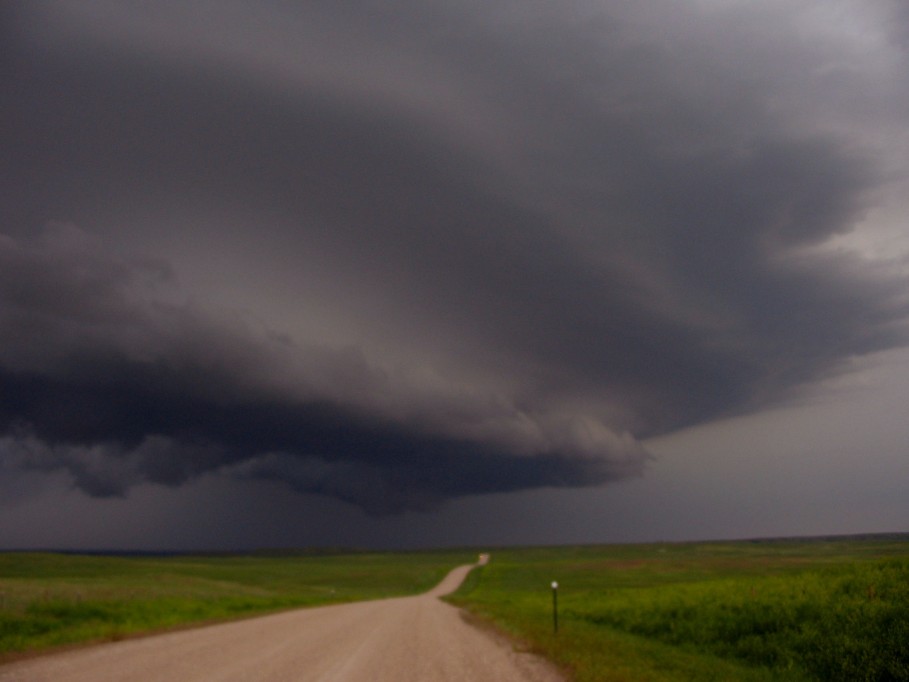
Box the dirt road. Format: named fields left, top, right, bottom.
left=0, top=563, right=563, bottom=682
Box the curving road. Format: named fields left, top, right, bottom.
left=0, top=563, right=563, bottom=682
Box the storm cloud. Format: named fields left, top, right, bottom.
left=1, top=1, right=908, bottom=514
left=0, top=226, right=644, bottom=512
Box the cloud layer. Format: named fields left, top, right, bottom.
left=1, top=1, right=908, bottom=512
left=0, top=226, right=645, bottom=512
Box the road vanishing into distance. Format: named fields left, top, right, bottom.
left=0, top=563, right=563, bottom=682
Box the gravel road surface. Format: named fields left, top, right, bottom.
left=0, top=563, right=564, bottom=682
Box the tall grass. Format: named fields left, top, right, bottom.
left=587, top=559, right=909, bottom=680
left=448, top=537, right=909, bottom=682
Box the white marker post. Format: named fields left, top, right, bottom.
left=551, top=581, right=559, bottom=634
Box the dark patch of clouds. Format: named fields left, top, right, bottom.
left=1, top=1, right=908, bottom=513
left=0, top=227, right=643, bottom=512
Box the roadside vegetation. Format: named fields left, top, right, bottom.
left=0, top=549, right=474, bottom=658
left=447, top=536, right=909, bottom=682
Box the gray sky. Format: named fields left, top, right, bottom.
left=1, top=0, right=907, bottom=549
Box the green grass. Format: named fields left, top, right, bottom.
left=0, top=549, right=474, bottom=656
left=447, top=537, right=909, bottom=682
left=6, top=538, right=908, bottom=679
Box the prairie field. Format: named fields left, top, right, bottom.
left=3, top=537, right=907, bottom=680
left=448, top=536, right=909, bottom=682
left=0, top=549, right=474, bottom=658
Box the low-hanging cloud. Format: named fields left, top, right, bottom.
left=0, top=226, right=646, bottom=512
left=2, top=0, right=909, bottom=513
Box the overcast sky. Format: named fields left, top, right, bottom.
left=1, top=0, right=907, bottom=550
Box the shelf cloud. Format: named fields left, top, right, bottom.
left=2, top=1, right=908, bottom=514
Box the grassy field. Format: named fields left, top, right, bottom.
left=4, top=538, right=907, bottom=679
left=447, top=536, right=909, bottom=682
left=0, top=549, right=474, bottom=658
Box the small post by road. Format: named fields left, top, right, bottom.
left=551, top=581, right=559, bottom=634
